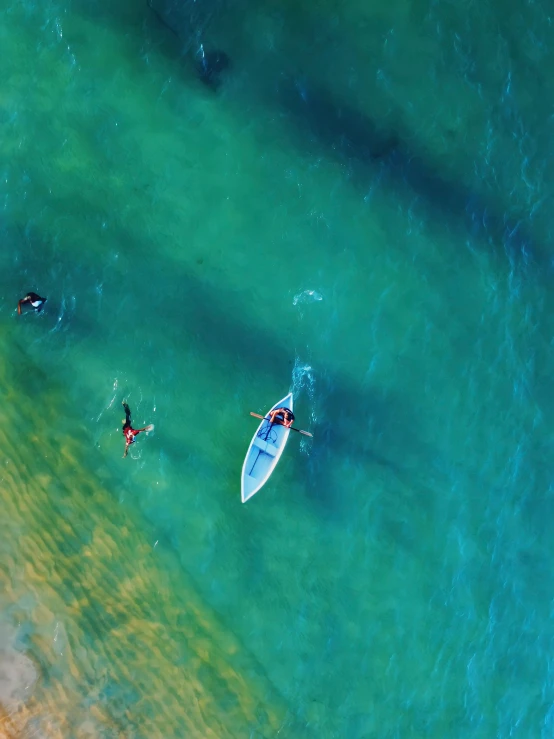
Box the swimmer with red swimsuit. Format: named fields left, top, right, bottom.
left=122, top=401, right=152, bottom=458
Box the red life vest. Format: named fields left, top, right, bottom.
left=124, top=427, right=140, bottom=444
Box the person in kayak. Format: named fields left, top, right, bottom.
left=18, top=292, right=47, bottom=314
left=122, top=401, right=153, bottom=458
left=268, top=407, right=295, bottom=428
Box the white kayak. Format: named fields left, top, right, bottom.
left=241, top=392, right=293, bottom=503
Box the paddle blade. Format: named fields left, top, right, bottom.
left=145, top=424, right=154, bottom=432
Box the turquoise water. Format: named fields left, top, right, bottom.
left=2, top=0, right=554, bottom=736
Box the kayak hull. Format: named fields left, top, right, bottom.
left=241, top=392, right=293, bottom=503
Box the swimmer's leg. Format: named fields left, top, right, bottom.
left=122, top=401, right=132, bottom=428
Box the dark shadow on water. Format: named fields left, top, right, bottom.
left=139, top=0, right=549, bottom=277
left=277, top=76, right=546, bottom=276
left=277, top=77, right=399, bottom=164
left=72, top=0, right=550, bottom=277
left=147, top=0, right=232, bottom=90
left=298, top=376, right=419, bottom=518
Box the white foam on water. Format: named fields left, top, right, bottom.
left=292, top=289, right=323, bottom=306
left=292, top=358, right=316, bottom=453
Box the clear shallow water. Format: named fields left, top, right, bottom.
left=2, top=0, right=554, bottom=736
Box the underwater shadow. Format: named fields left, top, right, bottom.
left=146, top=0, right=232, bottom=91
left=72, top=0, right=547, bottom=276
left=277, top=76, right=545, bottom=275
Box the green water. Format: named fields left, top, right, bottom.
left=2, top=0, right=554, bottom=736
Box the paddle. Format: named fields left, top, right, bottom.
left=249, top=412, right=313, bottom=437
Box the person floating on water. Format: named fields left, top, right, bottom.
left=268, top=407, right=295, bottom=428
left=18, top=292, right=47, bottom=315
left=122, top=401, right=153, bottom=458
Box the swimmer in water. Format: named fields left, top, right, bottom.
left=122, top=401, right=154, bottom=458
left=18, top=292, right=47, bottom=315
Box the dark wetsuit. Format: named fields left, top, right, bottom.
left=122, top=402, right=132, bottom=430
left=122, top=402, right=151, bottom=457
left=122, top=402, right=139, bottom=440
left=122, top=403, right=140, bottom=444
left=18, top=292, right=46, bottom=314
